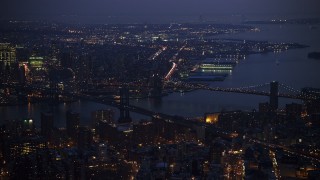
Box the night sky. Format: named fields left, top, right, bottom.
left=2, top=0, right=320, bottom=23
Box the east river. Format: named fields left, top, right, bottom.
left=1, top=24, right=320, bottom=127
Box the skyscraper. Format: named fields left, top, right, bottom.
left=0, top=43, right=17, bottom=83
left=40, top=112, right=54, bottom=138
left=60, top=51, right=74, bottom=69
left=91, top=109, right=114, bottom=128
left=66, top=111, right=80, bottom=140
left=0, top=43, right=16, bottom=68
left=77, top=127, right=92, bottom=150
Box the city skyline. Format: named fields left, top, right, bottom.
left=1, top=1, right=320, bottom=179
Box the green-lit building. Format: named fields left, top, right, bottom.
left=28, top=56, right=46, bottom=82
left=29, top=56, right=44, bottom=70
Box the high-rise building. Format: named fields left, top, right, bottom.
left=48, top=41, right=60, bottom=65
left=204, top=113, right=220, bottom=124
left=209, top=140, right=227, bottom=164
left=97, top=120, right=124, bottom=142
left=0, top=43, right=17, bottom=83
left=91, top=109, right=114, bottom=128
left=28, top=56, right=46, bottom=82
left=77, top=127, right=92, bottom=150
left=15, top=46, right=29, bottom=62
left=5, top=118, right=35, bottom=137
left=60, top=51, right=74, bottom=69
left=18, top=64, right=26, bottom=84
left=8, top=136, right=46, bottom=159
left=98, top=143, right=108, bottom=161
left=66, top=111, right=80, bottom=140
left=74, top=54, right=93, bottom=83
left=0, top=43, right=16, bottom=68
left=40, top=112, right=54, bottom=138
left=3, top=62, right=20, bottom=83
left=286, top=103, right=302, bottom=119
left=97, top=120, right=109, bottom=140
left=133, top=121, right=155, bottom=145
left=270, top=81, right=278, bottom=110
left=259, top=102, right=270, bottom=113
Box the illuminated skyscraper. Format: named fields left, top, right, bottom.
left=29, top=56, right=44, bottom=70
left=0, top=43, right=17, bottom=82
left=0, top=43, right=16, bottom=68
left=28, top=56, right=46, bottom=82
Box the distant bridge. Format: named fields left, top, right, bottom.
left=1, top=80, right=319, bottom=102
left=173, top=81, right=319, bottom=101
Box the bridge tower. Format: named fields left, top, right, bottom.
left=118, top=87, right=132, bottom=124
left=149, top=74, right=163, bottom=97
left=269, top=81, right=278, bottom=110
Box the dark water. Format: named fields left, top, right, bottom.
left=1, top=24, right=320, bottom=127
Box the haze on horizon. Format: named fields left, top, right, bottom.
left=2, top=0, right=320, bottom=23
